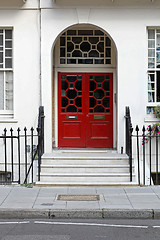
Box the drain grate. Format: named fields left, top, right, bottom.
left=57, top=195, right=100, bottom=201
left=41, top=203, right=53, bottom=206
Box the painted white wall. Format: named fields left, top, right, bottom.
left=0, top=6, right=40, bottom=132
left=0, top=0, right=160, bottom=156
left=40, top=6, right=160, bottom=153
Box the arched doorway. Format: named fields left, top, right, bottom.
left=52, top=25, right=117, bottom=148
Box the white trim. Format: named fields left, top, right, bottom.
left=53, top=67, right=117, bottom=149
left=52, top=25, right=117, bottom=150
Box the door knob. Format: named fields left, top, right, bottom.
left=86, top=114, right=89, bottom=117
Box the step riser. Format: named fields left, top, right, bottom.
left=40, top=176, right=135, bottom=182
left=39, top=153, right=136, bottom=186
left=36, top=182, right=137, bottom=187
left=40, top=167, right=133, bottom=173
left=41, top=159, right=130, bottom=165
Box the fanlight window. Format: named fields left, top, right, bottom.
left=60, top=29, right=111, bottom=65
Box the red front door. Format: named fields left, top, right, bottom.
left=58, top=72, right=113, bottom=148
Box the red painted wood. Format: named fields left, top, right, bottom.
left=58, top=72, right=113, bottom=148
left=86, top=73, right=113, bottom=148
left=58, top=72, right=86, bottom=147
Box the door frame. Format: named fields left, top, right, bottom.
left=53, top=67, right=117, bottom=149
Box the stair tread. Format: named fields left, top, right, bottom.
left=40, top=172, right=135, bottom=176
left=41, top=164, right=133, bottom=168
left=36, top=181, right=137, bottom=186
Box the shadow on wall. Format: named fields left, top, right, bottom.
left=0, top=0, right=26, bottom=7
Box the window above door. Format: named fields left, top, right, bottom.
left=58, top=28, right=114, bottom=68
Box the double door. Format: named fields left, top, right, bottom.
left=58, top=72, right=113, bottom=148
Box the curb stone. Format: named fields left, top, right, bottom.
left=153, top=210, right=160, bottom=219
left=0, top=209, right=158, bottom=219
left=49, top=210, right=102, bottom=219
left=102, top=209, right=154, bottom=219
left=0, top=209, right=49, bottom=219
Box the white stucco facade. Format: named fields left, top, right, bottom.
left=40, top=1, right=160, bottom=153
left=0, top=0, right=160, bottom=184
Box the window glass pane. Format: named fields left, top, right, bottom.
left=60, top=37, right=65, bottom=46
left=60, top=48, right=65, bottom=57
left=95, top=30, right=104, bottom=36
left=148, top=49, right=155, bottom=57
left=157, top=52, right=160, bottom=67
left=0, top=72, right=4, bottom=109
left=5, top=41, right=12, bottom=48
left=5, top=72, right=13, bottom=110
left=0, top=35, right=3, bottom=45
left=157, top=71, right=160, bottom=102
left=78, top=30, right=93, bottom=35
left=148, top=40, right=155, bottom=48
left=60, top=59, right=65, bottom=64
left=95, top=59, right=104, bottom=64
left=5, top=49, right=12, bottom=57
left=5, top=58, right=12, bottom=68
left=60, top=29, right=111, bottom=65
left=0, top=52, right=3, bottom=63
left=148, top=92, right=154, bottom=102
left=106, top=37, right=111, bottom=46
left=148, top=58, right=155, bottom=68
left=5, top=30, right=12, bottom=39
left=147, top=106, right=154, bottom=114
left=106, top=48, right=111, bottom=57
left=157, top=35, right=160, bottom=51
left=148, top=29, right=155, bottom=39
left=106, top=59, right=111, bottom=64
left=67, top=30, right=76, bottom=35
left=148, top=73, right=155, bottom=82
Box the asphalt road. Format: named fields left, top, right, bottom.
left=0, top=219, right=160, bottom=240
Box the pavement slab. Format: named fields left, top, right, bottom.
left=0, top=185, right=159, bottom=219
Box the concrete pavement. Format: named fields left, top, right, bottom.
left=0, top=185, right=160, bottom=219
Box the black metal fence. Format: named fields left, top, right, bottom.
left=125, top=106, right=133, bottom=182
left=125, top=106, right=160, bottom=185
left=0, top=106, right=44, bottom=185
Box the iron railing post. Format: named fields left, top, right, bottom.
left=149, top=125, right=152, bottom=185
left=4, top=128, right=7, bottom=183
left=142, top=126, right=146, bottom=185
left=31, top=127, right=34, bottom=184
left=129, top=125, right=133, bottom=182
left=156, top=125, right=159, bottom=185
left=17, top=128, right=21, bottom=184
left=136, top=125, right=140, bottom=185
left=10, top=128, right=14, bottom=182
left=24, top=127, right=27, bottom=184
left=37, top=106, right=45, bottom=181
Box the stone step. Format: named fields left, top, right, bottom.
left=43, top=152, right=128, bottom=159
left=35, top=181, right=137, bottom=187
left=41, top=159, right=131, bottom=165
left=38, top=152, right=135, bottom=186
left=40, top=164, right=134, bottom=173
left=39, top=172, right=135, bottom=183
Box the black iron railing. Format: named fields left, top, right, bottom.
left=125, top=106, right=160, bottom=185
left=0, top=106, right=44, bottom=185
left=125, top=106, right=133, bottom=182
left=134, top=125, right=160, bottom=185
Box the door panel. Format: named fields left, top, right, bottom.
left=58, top=72, right=113, bottom=148
left=58, top=73, right=86, bottom=147
left=86, top=73, right=113, bottom=148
